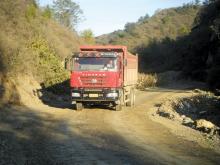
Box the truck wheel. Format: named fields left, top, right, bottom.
left=133, top=91, right=136, bottom=106
left=74, top=102, right=83, bottom=111
left=115, top=104, right=122, bottom=111
left=114, top=97, right=122, bottom=111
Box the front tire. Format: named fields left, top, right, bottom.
left=74, top=102, right=83, bottom=111
left=114, top=96, right=123, bottom=111
left=115, top=104, right=122, bottom=111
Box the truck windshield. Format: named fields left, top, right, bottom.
left=73, top=57, right=117, bottom=71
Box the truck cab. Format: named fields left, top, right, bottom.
left=65, top=45, right=138, bottom=111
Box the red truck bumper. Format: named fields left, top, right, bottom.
left=71, top=88, right=120, bottom=103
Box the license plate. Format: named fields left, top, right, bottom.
left=89, top=94, right=99, bottom=98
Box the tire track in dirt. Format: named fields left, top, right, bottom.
left=99, top=90, right=220, bottom=165
left=2, top=89, right=220, bottom=165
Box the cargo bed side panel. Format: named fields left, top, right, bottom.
left=123, top=52, right=138, bottom=87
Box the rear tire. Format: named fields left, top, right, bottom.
left=132, top=89, right=136, bottom=106
left=127, top=88, right=135, bottom=107
left=115, top=104, right=122, bottom=111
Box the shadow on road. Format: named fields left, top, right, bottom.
left=0, top=105, right=166, bottom=165
left=36, top=80, right=72, bottom=109
left=0, top=105, right=69, bottom=164
left=37, top=80, right=118, bottom=111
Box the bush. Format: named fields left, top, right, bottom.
left=136, top=73, right=158, bottom=89
left=42, top=6, right=52, bottom=19
left=29, top=37, right=69, bottom=88
left=25, top=4, right=37, bottom=21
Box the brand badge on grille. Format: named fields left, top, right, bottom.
left=91, top=79, right=97, bottom=83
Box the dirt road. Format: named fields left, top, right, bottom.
left=1, top=89, right=220, bottom=165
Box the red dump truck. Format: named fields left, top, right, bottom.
left=65, top=45, right=138, bottom=111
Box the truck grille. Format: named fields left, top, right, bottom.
left=80, top=76, right=106, bottom=86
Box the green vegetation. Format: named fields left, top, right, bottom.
left=80, top=29, right=95, bottom=45
left=180, top=0, right=220, bottom=91
left=42, top=5, right=53, bottom=19
left=96, top=3, right=199, bottom=53
left=97, top=0, right=220, bottom=92
left=1, top=0, right=219, bottom=93
left=0, top=0, right=81, bottom=88
left=52, top=0, right=83, bottom=30
left=96, top=2, right=200, bottom=74
left=140, top=0, right=220, bottom=90
left=29, top=37, right=69, bottom=87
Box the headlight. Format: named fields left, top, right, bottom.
left=72, top=93, right=80, bottom=97
left=106, top=92, right=118, bottom=98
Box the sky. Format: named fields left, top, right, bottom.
left=38, top=0, right=199, bottom=36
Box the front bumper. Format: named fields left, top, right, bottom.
left=71, top=88, right=120, bottom=102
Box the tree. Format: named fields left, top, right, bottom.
left=80, top=29, right=95, bottom=45
left=52, top=0, right=83, bottom=29
left=124, top=23, right=136, bottom=33
left=195, top=0, right=200, bottom=5
left=203, top=0, right=216, bottom=5
left=42, top=5, right=53, bottom=19
left=138, top=14, right=150, bottom=23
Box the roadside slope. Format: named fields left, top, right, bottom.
left=0, top=0, right=81, bottom=105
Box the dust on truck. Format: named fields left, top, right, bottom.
left=65, top=45, right=138, bottom=111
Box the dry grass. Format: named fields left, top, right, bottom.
left=42, top=20, right=81, bottom=60
left=0, top=0, right=81, bottom=88
left=0, top=74, right=22, bottom=106
left=97, top=6, right=199, bottom=52
left=136, top=73, right=158, bottom=90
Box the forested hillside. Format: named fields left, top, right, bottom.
left=97, top=3, right=200, bottom=52
left=97, top=0, right=220, bottom=91
left=0, top=0, right=81, bottom=88
left=0, top=0, right=219, bottom=92
left=138, top=0, right=220, bottom=90
left=180, top=0, right=220, bottom=90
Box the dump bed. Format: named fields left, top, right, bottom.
left=124, top=50, right=138, bottom=86
left=80, top=45, right=138, bottom=87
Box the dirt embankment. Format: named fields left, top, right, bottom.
left=149, top=89, right=220, bottom=153
left=0, top=74, right=21, bottom=106
left=0, top=74, right=67, bottom=108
